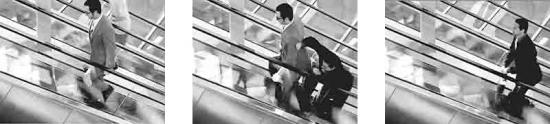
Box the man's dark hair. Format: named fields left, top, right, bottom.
left=84, top=0, right=102, bottom=14
left=515, top=18, right=528, bottom=33
left=276, top=3, right=293, bottom=21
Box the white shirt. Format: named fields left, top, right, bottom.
left=89, top=16, right=101, bottom=35
left=109, top=0, right=131, bottom=34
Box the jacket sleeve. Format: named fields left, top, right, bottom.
left=103, top=22, right=117, bottom=69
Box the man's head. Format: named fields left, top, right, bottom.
left=84, top=0, right=102, bottom=20
left=275, top=3, right=293, bottom=26
left=513, top=18, right=529, bottom=36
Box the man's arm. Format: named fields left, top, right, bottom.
left=102, top=22, right=117, bottom=69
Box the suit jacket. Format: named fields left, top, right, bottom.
left=89, top=15, right=117, bottom=69
left=279, top=16, right=310, bottom=82
left=505, top=34, right=542, bottom=85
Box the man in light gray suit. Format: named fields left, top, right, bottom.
left=80, top=0, right=115, bottom=108
left=269, top=3, right=312, bottom=114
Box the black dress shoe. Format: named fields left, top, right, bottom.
left=102, top=85, right=114, bottom=101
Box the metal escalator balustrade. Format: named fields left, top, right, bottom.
left=4, top=0, right=165, bottom=94
left=386, top=26, right=550, bottom=122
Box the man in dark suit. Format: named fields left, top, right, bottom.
left=499, top=18, right=542, bottom=117
left=80, top=0, right=115, bottom=107
left=269, top=3, right=312, bottom=113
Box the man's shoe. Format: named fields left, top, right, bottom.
left=102, top=85, right=114, bottom=102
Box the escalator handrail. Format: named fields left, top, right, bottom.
left=54, top=0, right=165, bottom=51
left=402, top=0, right=550, bottom=82
left=204, top=0, right=358, bottom=70
left=386, top=25, right=550, bottom=110
left=440, top=0, right=550, bottom=66
left=485, top=0, right=550, bottom=42
left=397, top=0, right=550, bottom=103
left=193, top=24, right=357, bottom=99
left=246, top=0, right=357, bottom=52
left=293, top=0, right=357, bottom=30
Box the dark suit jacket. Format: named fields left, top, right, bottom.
left=89, top=15, right=117, bottom=69
left=505, top=34, right=542, bottom=85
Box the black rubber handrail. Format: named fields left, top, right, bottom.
left=295, top=0, right=357, bottom=30
left=246, top=0, right=358, bottom=52
left=194, top=24, right=357, bottom=98
left=53, top=0, right=165, bottom=52
left=441, top=0, right=550, bottom=59
left=204, top=0, right=357, bottom=70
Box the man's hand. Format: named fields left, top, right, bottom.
left=500, top=66, right=510, bottom=74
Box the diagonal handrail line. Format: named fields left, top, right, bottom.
left=386, top=73, right=511, bottom=124
left=0, top=15, right=165, bottom=98
left=295, top=0, right=357, bottom=30
left=193, top=38, right=269, bottom=74
left=440, top=0, right=550, bottom=55
left=386, top=25, right=550, bottom=108
left=400, top=1, right=550, bottom=97
left=15, top=0, right=165, bottom=86
left=193, top=74, right=318, bottom=123
left=205, top=0, right=357, bottom=69
left=246, top=0, right=357, bottom=52
left=194, top=25, right=357, bottom=98
left=400, top=0, right=550, bottom=81
left=17, top=0, right=165, bottom=68
left=51, top=0, right=165, bottom=52
left=0, top=32, right=164, bottom=105
left=486, top=0, right=550, bottom=38
left=97, top=0, right=165, bottom=30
